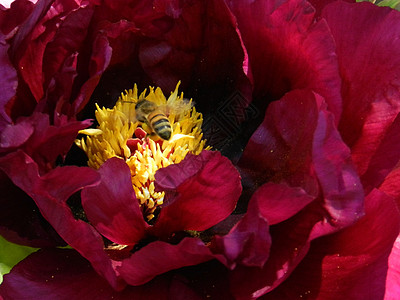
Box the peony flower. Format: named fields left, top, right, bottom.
left=1, top=0, right=400, bottom=299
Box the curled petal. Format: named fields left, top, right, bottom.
left=153, top=150, right=242, bottom=237
left=234, top=89, right=364, bottom=297
left=211, top=194, right=271, bottom=269
left=0, top=0, right=35, bottom=35
left=118, top=238, right=216, bottom=286
left=0, top=151, right=123, bottom=290
left=0, top=248, right=200, bottom=300
left=211, top=183, right=313, bottom=269
left=81, top=157, right=148, bottom=245
left=0, top=171, right=65, bottom=247
left=71, top=24, right=113, bottom=115
left=0, top=113, right=92, bottom=172
left=252, top=183, right=314, bottom=226
left=311, top=97, right=364, bottom=232
left=239, top=89, right=320, bottom=196
left=265, top=189, right=400, bottom=300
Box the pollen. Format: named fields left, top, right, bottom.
left=75, top=82, right=209, bottom=221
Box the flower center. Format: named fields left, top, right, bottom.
left=76, top=82, right=208, bottom=221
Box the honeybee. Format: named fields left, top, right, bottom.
left=135, top=99, right=172, bottom=140
left=133, top=99, right=193, bottom=141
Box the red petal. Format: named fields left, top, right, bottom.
left=0, top=0, right=34, bottom=35
left=311, top=98, right=364, bottom=231
left=0, top=119, right=33, bottom=149
left=265, top=189, right=400, bottom=300
left=0, top=151, right=123, bottom=290
left=0, top=248, right=198, bottom=300
left=234, top=90, right=364, bottom=297
left=118, top=237, right=215, bottom=286
left=210, top=183, right=313, bottom=269
left=322, top=2, right=400, bottom=151
left=240, top=89, right=363, bottom=230
left=0, top=171, right=65, bottom=248
left=360, top=114, right=400, bottom=193
left=307, top=0, right=355, bottom=16
left=238, top=89, right=317, bottom=196
left=71, top=30, right=112, bottom=115
left=38, top=5, right=94, bottom=117
left=153, top=151, right=241, bottom=237
left=42, top=6, right=93, bottom=88
left=0, top=33, right=17, bottom=131
left=380, top=165, right=400, bottom=205
left=211, top=194, right=271, bottom=269
left=81, top=157, right=148, bottom=245
left=1, top=112, right=91, bottom=172
left=251, top=183, right=314, bottom=225
left=15, top=1, right=66, bottom=101
left=385, top=235, right=400, bottom=300
left=228, top=0, right=342, bottom=122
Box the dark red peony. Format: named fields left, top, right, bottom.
left=0, top=0, right=399, bottom=299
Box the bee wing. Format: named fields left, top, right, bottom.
left=165, top=99, right=194, bottom=117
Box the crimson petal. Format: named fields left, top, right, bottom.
left=71, top=23, right=112, bottom=115
left=251, top=183, right=314, bottom=225
left=239, top=89, right=320, bottom=196
left=307, top=0, right=355, bottom=16
left=0, top=172, right=65, bottom=247
left=228, top=0, right=342, bottom=121
left=0, top=248, right=200, bottom=300
left=210, top=183, right=313, bottom=269
left=0, top=112, right=91, bottom=172
left=360, top=113, right=400, bottom=194
left=0, top=33, right=17, bottom=131
left=0, top=0, right=35, bottom=35
left=211, top=193, right=271, bottom=269
left=311, top=97, right=364, bottom=231
left=233, top=89, right=364, bottom=298
left=153, top=150, right=241, bottom=237
left=118, top=237, right=217, bottom=286
left=81, top=157, right=148, bottom=245
left=385, top=235, right=400, bottom=300
left=322, top=1, right=400, bottom=152
left=38, top=4, right=94, bottom=116
left=265, top=189, right=400, bottom=300
left=0, top=118, right=33, bottom=149
left=0, top=151, right=123, bottom=290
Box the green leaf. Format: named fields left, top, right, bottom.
left=356, top=0, right=400, bottom=10
left=0, top=235, right=38, bottom=284
left=377, top=0, right=400, bottom=9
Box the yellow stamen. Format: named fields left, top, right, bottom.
left=76, top=82, right=210, bottom=221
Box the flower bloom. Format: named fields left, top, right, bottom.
left=76, top=83, right=207, bottom=220
left=0, top=0, right=400, bottom=299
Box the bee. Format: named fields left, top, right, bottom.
left=134, top=99, right=193, bottom=141
left=135, top=99, right=172, bottom=140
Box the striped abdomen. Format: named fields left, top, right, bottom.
left=148, top=110, right=172, bottom=140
